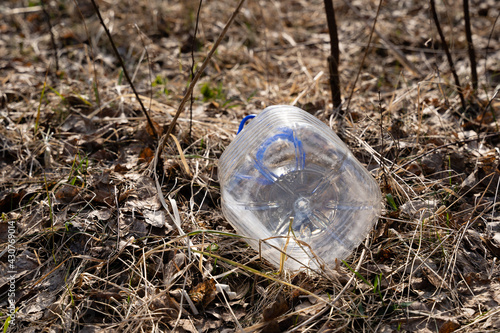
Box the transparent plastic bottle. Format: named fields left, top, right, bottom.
left=218, top=105, right=381, bottom=271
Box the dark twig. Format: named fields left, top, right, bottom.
left=73, top=0, right=101, bottom=110
left=484, top=13, right=499, bottom=88
left=190, top=0, right=203, bottom=140
left=463, top=0, right=478, bottom=91
left=323, top=0, right=342, bottom=110
left=379, top=91, right=388, bottom=189
left=429, top=0, right=466, bottom=110
left=257, top=5, right=270, bottom=99
left=152, top=0, right=246, bottom=172
left=399, top=130, right=500, bottom=170
left=477, top=88, right=500, bottom=135
left=90, top=0, right=158, bottom=139
left=341, top=0, right=422, bottom=77
left=41, top=0, right=59, bottom=72
left=345, top=0, right=383, bottom=113
left=135, top=25, right=154, bottom=119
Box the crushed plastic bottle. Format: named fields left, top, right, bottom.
left=218, top=105, right=382, bottom=271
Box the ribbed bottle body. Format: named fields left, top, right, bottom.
left=218, top=106, right=381, bottom=270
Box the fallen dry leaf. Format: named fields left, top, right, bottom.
left=189, top=278, right=216, bottom=308
left=54, top=184, right=81, bottom=204
left=138, top=146, right=154, bottom=164
left=262, top=293, right=289, bottom=321
left=0, top=190, right=26, bottom=213
left=438, top=320, right=461, bottom=333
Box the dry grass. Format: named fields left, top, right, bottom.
left=1, top=0, right=500, bottom=332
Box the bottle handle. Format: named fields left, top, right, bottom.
left=253, top=127, right=306, bottom=185
left=237, top=114, right=256, bottom=134
left=235, top=115, right=305, bottom=185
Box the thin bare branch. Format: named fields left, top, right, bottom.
left=189, top=0, right=203, bottom=140
left=341, top=0, right=422, bottom=78
left=463, top=0, right=478, bottom=91
left=41, top=0, right=59, bottom=72
left=153, top=0, right=246, bottom=171
left=429, top=0, right=467, bottom=110
left=90, top=0, right=159, bottom=139
left=323, top=0, right=342, bottom=110
left=344, top=0, right=384, bottom=113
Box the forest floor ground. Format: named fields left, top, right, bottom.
left=1, top=0, right=500, bottom=332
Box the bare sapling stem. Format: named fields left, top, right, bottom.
left=90, top=0, right=159, bottom=139
left=189, top=0, right=203, bottom=140
left=463, top=0, right=478, bottom=91
left=429, top=0, right=467, bottom=110
left=41, top=0, right=59, bottom=72
left=323, top=0, right=342, bottom=110
left=153, top=0, right=246, bottom=172
left=344, top=0, right=384, bottom=113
